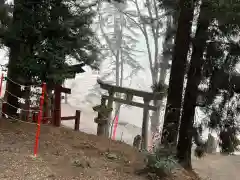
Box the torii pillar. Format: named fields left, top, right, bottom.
left=53, top=85, right=71, bottom=127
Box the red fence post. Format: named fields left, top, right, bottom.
left=34, top=82, right=46, bottom=157
left=74, top=110, right=81, bottom=131
left=112, top=115, right=119, bottom=140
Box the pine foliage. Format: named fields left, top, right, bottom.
left=1, top=0, right=100, bottom=85
left=194, top=0, right=240, bottom=154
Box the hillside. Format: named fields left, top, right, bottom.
left=0, top=118, right=198, bottom=180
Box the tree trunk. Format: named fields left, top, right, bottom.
left=177, top=3, right=211, bottom=169
left=111, top=47, right=124, bottom=138
left=151, top=15, right=174, bottom=149
left=161, top=0, right=196, bottom=145
left=110, top=8, right=123, bottom=138
left=6, top=50, right=21, bottom=116
left=6, top=0, right=23, bottom=117
left=151, top=99, right=161, bottom=135
left=6, top=0, right=37, bottom=117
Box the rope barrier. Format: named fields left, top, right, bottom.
left=0, top=73, right=45, bottom=114
left=0, top=73, right=46, bottom=157
left=1, top=111, right=38, bottom=125
left=4, top=89, right=41, bottom=108
left=4, top=89, right=24, bottom=100
left=1, top=110, right=76, bottom=129
left=0, top=73, right=83, bottom=156
left=4, top=76, right=41, bottom=88
left=0, top=98, right=40, bottom=112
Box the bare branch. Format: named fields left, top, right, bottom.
left=115, top=8, right=145, bottom=34
left=97, top=2, right=118, bottom=58
left=134, top=0, right=155, bottom=84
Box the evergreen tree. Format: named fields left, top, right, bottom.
left=4, top=0, right=100, bottom=116
left=162, top=0, right=240, bottom=168
left=0, top=0, right=12, bottom=47
left=177, top=1, right=212, bottom=168
left=196, top=0, right=240, bottom=155
left=161, top=0, right=196, bottom=146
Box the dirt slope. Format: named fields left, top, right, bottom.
left=0, top=118, right=198, bottom=180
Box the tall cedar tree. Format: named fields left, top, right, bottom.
left=6, top=0, right=24, bottom=116
left=161, top=0, right=195, bottom=145
left=5, top=0, right=100, bottom=116
left=197, top=1, right=240, bottom=155
left=177, top=1, right=211, bottom=169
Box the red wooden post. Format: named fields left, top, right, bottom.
left=74, top=110, right=81, bottom=131
left=112, top=115, right=119, bottom=140
left=53, top=85, right=61, bottom=127
left=34, top=82, right=46, bottom=157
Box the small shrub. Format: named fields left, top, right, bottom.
left=194, top=145, right=206, bottom=158
left=139, top=147, right=179, bottom=178
left=147, top=154, right=177, bottom=177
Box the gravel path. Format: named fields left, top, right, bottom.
left=193, top=154, right=240, bottom=180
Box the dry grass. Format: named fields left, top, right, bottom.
left=0, top=118, right=199, bottom=180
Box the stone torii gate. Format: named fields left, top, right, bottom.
left=93, top=79, right=163, bottom=150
